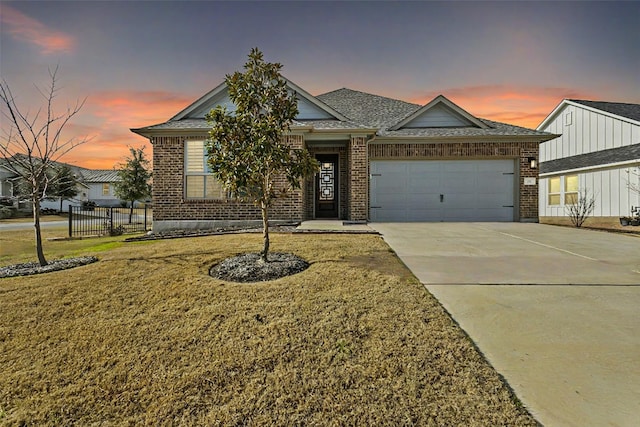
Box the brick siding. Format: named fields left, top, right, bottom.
left=153, top=136, right=540, bottom=227
left=349, top=137, right=369, bottom=221
left=152, top=134, right=305, bottom=223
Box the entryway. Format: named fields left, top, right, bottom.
left=315, top=154, right=339, bottom=218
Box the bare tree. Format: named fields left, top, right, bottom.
left=0, top=67, right=89, bottom=266
left=565, top=189, right=596, bottom=228
left=624, top=166, right=639, bottom=196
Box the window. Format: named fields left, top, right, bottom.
left=102, top=183, right=110, bottom=196
left=184, top=140, right=227, bottom=199
left=548, top=174, right=578, bottom=206
left=565, top=175, right=578, bottom=204
left=548, top=177, right=561, bottom=205
left=564, top=111, right=572, bottom=126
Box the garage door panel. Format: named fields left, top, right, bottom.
left=370, top=160, right=516, bottom=222
left=406, top=208, right=442, bottom=221
left=406, top=193, right=440, bottom=210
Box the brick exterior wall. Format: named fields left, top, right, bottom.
left=349, top=137, right=369, bottom=221
left=153, top=135, right=540, bottom=228
left=152, top=134, right=305, bottom=225
left=369, top=141, right=540, bottom=221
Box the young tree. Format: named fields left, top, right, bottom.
left=565, top=189, right=596, bottom=228
left=206, top=48, right=318, bottom=261
left=114, top=146, right=152, bottom=223
left=48, top=164, right=80, bottom=212
left=0, top=67, right=88, bottom=266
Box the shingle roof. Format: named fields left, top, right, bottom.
left=569, top=100, right=640, bottom=122
left=134, top=118, right=371, bottom=132
left=376, top=119, right=554, bottom=138
left=318, top=88, right=553, bottom=139
left=134, top=86, right=554, bottom=140
left=540, top=144, right=640, bottom=174
left=316, top=88, right=421, bottom=129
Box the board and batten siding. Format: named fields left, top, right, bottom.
left=540, top=104, right=637, bottom=162
left=538, top=101, right=640, bottom=222
left=539, top=167, right=640, bottom=218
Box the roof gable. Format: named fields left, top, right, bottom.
left=538, top=99, right=640, bottom=130
left=390, top=95, right=489, bottom=130
left=171, top=77, right=348, bottom=122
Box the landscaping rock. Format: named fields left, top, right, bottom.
left=0, top=256, right=98, bottom=278
left=209, top=252, right=309, bottom=283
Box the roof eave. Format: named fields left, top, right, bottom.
left=538, top=99, right=640, bottom=130
left=170, top=81, right=228, bottom=121
left=373, top=134, right=558, bottom=143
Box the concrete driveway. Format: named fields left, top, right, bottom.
left=372, top=223, right=640, bottom=427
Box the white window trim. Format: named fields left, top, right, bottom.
left=547, top=174, right=579, bottom=206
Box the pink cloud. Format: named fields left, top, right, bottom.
left=1, top=5, right=76, bottom=54
left=410, top=85, right=596, bottom=129
left=56, top=90, right=195, bottom=169
left=88, top=90, right=195, bottom=127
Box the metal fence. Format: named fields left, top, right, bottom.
left=68, top=205, right=152, bottom=237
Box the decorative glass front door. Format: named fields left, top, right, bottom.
left=315, top=154, right=339, bottom=218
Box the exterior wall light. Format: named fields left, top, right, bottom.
left=528, top=157, right=538, bottom=169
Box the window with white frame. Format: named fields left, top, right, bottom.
left=548, top=174, right=578, bottom=206
left=184, top=140, right=227, bottom=199
left=564, top=174, right=578, bottom=204
left=102, top=183, right=110, bottom=196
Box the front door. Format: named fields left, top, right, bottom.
left=315, top=154, right=339, bottom=218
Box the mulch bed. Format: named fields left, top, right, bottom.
left=0, top=256, right=99, bottom=278
left=209, top=252, right=310, bottom=282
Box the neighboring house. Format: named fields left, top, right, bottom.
left=537, top=100, right=640, bottom=226
left=132, top=79, right=556, bottom=232
left=0, top=157, right=122, bottom=210
left=76, top=169, right=122, bottom=207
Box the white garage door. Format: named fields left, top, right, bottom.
left=370, top=160, right=516, bottom=222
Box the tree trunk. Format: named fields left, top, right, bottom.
left=60, top=197, right=63, bottom=213
left=33, top=197, right=48, bottom=266
left=261, top=200, right=269, bottom=262
left=129, top=201, right=134, bottom=224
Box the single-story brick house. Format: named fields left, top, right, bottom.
left=132, top=79, right=556, bottom=232
left=537, top=99, right=640, bottom=227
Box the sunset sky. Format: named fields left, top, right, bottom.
left=1, top=1, right=639, bottom=169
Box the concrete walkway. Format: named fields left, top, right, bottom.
left=297, top=220, right=373, bottom=232
left=372, top=223, right=640, bottom=427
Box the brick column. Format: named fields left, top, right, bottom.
left=520, top=146, right=539, bottom=221
left=282, top=134, right=305, bottom=220
left=348, top=136, right=368, bottom=221
left=152, top=136, right=185, bottom=221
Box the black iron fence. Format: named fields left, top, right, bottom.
left=68, top=205, right=152, bottom=237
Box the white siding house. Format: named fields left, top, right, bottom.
left=537, top=100, right=640, bottom=227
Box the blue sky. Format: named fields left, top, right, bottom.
left=1, top=1, right=639, bottom=168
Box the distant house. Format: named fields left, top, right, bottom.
left=132, top=77, right=555, bottom=232
left=76, top=169, right=122, bottom=207
left=0, top=157, right=123, bottom=210
left=537, top=100, right=640, bottom=226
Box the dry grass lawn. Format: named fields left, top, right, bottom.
left=0, top=231, right=537, bottom=426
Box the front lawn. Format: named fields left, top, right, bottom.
left=0, top=232, right=537, bottom=425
